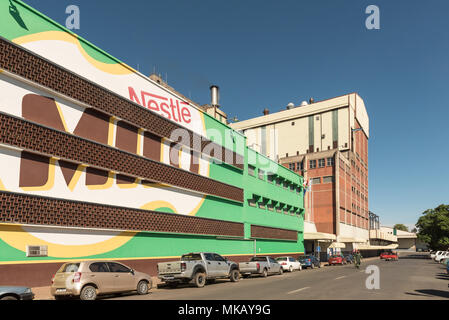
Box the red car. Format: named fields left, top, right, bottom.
left=380, top=251, right=398, bottom=261
left=328, top=255, right=347, bottom=266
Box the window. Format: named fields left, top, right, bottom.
left=311, top=177, right=321, bottom=185
left=327, top=157, right=334, bottom=166
left=267, top=204, right=274, bottom=211
left=108, top=262, right=131, bottom=273
left=248, top=198, right=257, bottom=207
left=267, top=173, right=275, bottom=183
left=26, top=245, right=48, bottom=257
left=258, top=169, right=265, bottom=180
left=258, top=202, right=266, bottom=209
left=213, top=254, right=226, bottom=262
left=283, top=181, right=289, bottom=189
left=204, top=253, right=214, bottom=261
left=289, top=163, right=295, bottom=171
left=62, top=263, right=80, bottom=273
left=89, top=262, right=109, bottom=273
left=248, top=165, right=255, bottom=177
left=297, top=162, right=303, bottom=170
left=276, top=178, right=282, bottom=187
left=323, top=176, right=334, bottom=184
left=318, top=159, right=325, bottom=168
left=309, top=160, right=316, bottom=169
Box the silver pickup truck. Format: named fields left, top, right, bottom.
left=157, top=252, right=240, bottom=288
left=239, top=256, right=283, bottom=278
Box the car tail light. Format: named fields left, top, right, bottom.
left=51, top=274, right=55, bottom=284
left=307, top=259, right=311, bottom=262
left=256, top=263, right=260, bottom=271
left=281, top=262, right=287, bottom=265
left=181, top=262, right=186, bottom=272
left=72, top=272, right=82, bottom=283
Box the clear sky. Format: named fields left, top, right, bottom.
left=23, top=0, right=449, bottom=230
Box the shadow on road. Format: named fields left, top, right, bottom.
left=405, top=289, right=449, bottom=299
left=398, top=254, right=430, bottom=260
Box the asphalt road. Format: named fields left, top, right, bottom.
left=108, top=252, right=449, bottom=300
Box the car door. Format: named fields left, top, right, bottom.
left=88, top=262, right=114, bottom=293
left=203, top=253, right=219, bottom=277
left=107, top=262, right=136, bottom=292
left=213, top=254, right=229, bottom=277
left=290, top=258, right=299, bottom=270
left=268, top=257, right=279, bottom=274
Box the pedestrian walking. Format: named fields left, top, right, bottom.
left=354, top=250, right=362, bottom=269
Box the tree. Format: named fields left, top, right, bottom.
left=393, top=224, right=409, bottom=232
left=415, top=205, right=449, bottom=250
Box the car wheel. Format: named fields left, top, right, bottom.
left=262, top=269, right=268, bottom=278
left=137, top=280, right=149, bottom=295
left=0, top=295, right=18, bottom=300
left=80, top=285, right=97, bottom=301
left=230, top=269, right=240, bottom=282
left=289, top=266, right=293, bottom=272
left=279, top=267, right=284, bottom=275
left=193, top=272, right=206, bottom=288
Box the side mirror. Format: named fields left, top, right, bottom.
left=130, top=269, right=135, bottom=275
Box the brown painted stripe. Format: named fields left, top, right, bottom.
left=0, top=112, right=243, bottom=203
left=251, top=225, right=298, bottom=241
left=0, top=37, right=243, bottom=170
left=0, top=191, right=244, bottom=238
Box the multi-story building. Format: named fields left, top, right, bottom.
left=0, top=0, right=304, bottom=286
left=231, top=94, right=371, bottom=256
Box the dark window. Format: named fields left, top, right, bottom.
left=258, top=169, right=265, bottom=180
left=267, top=173, right=275, bottom=183
left=309, top=160, right=316, bottom=169
left=311, top=177, right=321, bottom=185
left=62, top=263, right=80, bottom=273
left=248, top=165, right=255, bottom=177
left=327, top=157, right=334, bottom=166
left=89, top=262, right=109, bottom=273
left=318, top=159, right=325, bottom=168
left=213, top=254, right=226, bottom=262
left=289, top=163, right=295, bottom=171
left=107, top=262, right=130, bottom=273
left=204, top=253, right=214, bottom=261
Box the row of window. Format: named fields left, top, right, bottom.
left=248, top=196, right=303, bottom=216
left=309, top=176, right=335, bottom=185
left=248, top=165, right=302, bottom=194
left=287, top=157, right=334, bottom=172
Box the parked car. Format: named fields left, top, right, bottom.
left=430, top=251, right=440, bottom=260
left=435, top=251, right=449, bottom=263
left=239, top=256, right=283, bottom=278
left=157, top=252, right=239, bottom=288
left=275, top=256, right=302, bottom=272
left=298, top=255, right=321, bottom=269
left=343, top=254, right=354, bottom=264
left=0, top=286, right=34, bottom=300
left=51, top=261, right=152, bottom=300
left=328, top=255, right=347, bottom=266
left=380, top=251, right=398, bottom=261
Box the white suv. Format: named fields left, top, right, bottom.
left=435, top=251, right=449, bottom=262
left=275, top=256, right=302, bottom=272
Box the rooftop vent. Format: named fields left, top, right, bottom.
left=286, top=102, right=295, bottom=110
left=263, top=108, right=270, bottom=115
left=210, top=85, right=220, bottom=107
left=300, top=101, right=308, bottom=107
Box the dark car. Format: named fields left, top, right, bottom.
left=298, top=255, right=321, bottom=269
left=0, top=286, right=34, bottom=300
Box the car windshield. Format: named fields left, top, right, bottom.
left=60, top=263, right=80, bottom=273
left=181, top=253, right=202, bottom=261
left=250, top=257, right=268, bottom=262
left=299, top=256, right=311, bottom=260
left=275, top=257, right=288, bottom=261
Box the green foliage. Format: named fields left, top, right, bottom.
left=416, top=205, right=449, bottom=250
left=393, top=224, right=409, bottom=232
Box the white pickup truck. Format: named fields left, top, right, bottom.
left=239, top=256, right=283, bottom=278
left=157, top=252, right=240, bottom=288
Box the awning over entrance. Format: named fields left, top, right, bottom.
left=328, top=242, right=346, bottom=249
left=304, top=232, right=336, bottom=241
left=338, top=237, right=367, bottom=243
left=356, top=243, right=399, bottom=250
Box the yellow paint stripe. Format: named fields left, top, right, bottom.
left=107, top=116, right=116, bottom=146
left=54, top=101, right=69, bottom=132
left=13, top=31, right=134, bottom=75
left=67, top=164, right=87, bottom=192
left=0, top=178, right=6, bottom=191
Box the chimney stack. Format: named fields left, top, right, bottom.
left=309, top=97, right=315, bottom=104
left=263, top=108, right=269, bottom=116
left=210, top=85, right=220, bottom=107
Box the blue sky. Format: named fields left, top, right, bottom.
left=23, top=0, right=449, bottom=229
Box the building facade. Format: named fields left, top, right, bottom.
left=231, top=94, right=371, bottom=256
left=0, top=0, right=304, bottom=286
